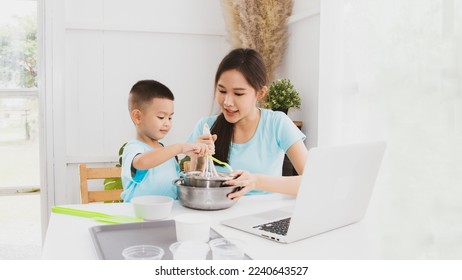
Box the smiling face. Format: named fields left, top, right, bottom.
left=215, top=69, right=266, bottom=124
left=131, top=97, right=174, bottom=143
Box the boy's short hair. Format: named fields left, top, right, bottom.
left=128, top=80, right=174, bottom=112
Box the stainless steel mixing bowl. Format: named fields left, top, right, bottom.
left=174, top=179, right=242, bottom=210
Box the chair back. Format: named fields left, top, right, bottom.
left=79, top=164, right=123, bottom=203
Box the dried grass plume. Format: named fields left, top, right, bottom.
left=221, top=0, right=293, bottom=83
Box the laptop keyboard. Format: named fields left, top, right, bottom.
left=254, top=217, right=291, bottom=236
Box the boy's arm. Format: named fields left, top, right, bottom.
left=132, top=143, right=207, bottom=170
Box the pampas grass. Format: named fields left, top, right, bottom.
left=221, top=0, right=293, bottom=83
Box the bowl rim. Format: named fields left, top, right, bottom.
left=180, top=171, right=234, bottom=181
left=175, top=181, right=239, bottom=190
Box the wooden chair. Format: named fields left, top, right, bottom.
left=79, top=164, right=123, bottom=203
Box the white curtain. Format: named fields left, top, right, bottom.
left=321, top=0, right=462, bottom=258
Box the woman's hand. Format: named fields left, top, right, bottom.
left=224, top=170, right=258, bottom=200
left=196, top=133, right=217, bottom=155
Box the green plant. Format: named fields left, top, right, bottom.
left=264, top=78, right=301, bottom=111
left=179, top=155, right=190, bottom=172
left=103, top=142, right=126, bottom=203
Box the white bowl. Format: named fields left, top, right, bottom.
left=131, top=195, right=173, bottom=220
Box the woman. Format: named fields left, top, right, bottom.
left=188, top=48, right=308, bottom=199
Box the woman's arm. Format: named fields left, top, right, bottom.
left=225, top=140, right=308, bottom=199
left=256, top=174, right=302, bottom=195
left=286, top=140, right=308, bottom=175
left=225, top=172, right=302, bottom=199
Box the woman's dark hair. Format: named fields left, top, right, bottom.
left=128, top=79, right=174, bottom=112
left=211, top=48, right=267, bottom=165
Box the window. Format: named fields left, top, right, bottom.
left=0, top=0, right=41, bottom=260
left=0, top=0, right=39, bottom=193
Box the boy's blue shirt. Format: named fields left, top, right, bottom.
left=121, top=139, right=179, bottom=202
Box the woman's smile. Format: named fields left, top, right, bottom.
left=224, top=107, right=238, bottom=118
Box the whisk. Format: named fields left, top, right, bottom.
left=201, top=123, right=219, bottom=178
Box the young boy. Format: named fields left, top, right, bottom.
left=121, top=80, right=210, bottom=202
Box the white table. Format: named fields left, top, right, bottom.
left=41, top=194, right=382, bottom=259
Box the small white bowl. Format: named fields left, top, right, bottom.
left=131, top=195, right=173, bottom=220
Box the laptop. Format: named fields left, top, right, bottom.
left=221, top=141, right=386, bottom=243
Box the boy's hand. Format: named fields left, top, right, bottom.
left=182, top=143, right=210, bottom=157
left=196, top=133, right=217, bottom=155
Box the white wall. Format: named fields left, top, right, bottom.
left=280, top=0, right=320, bottom=148
left=317, top=0, right=344, bottom=146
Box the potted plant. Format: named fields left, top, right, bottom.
left=103, top=142, right=126, bottom=202
left=264, top=78, right=301, bottom=114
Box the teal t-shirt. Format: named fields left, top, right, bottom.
left=187, top=109, right=306, bottom=195
left=121, top=139, right=179, bottom=202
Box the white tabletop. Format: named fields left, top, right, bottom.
left=41, top=194, right=382, bottom=260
